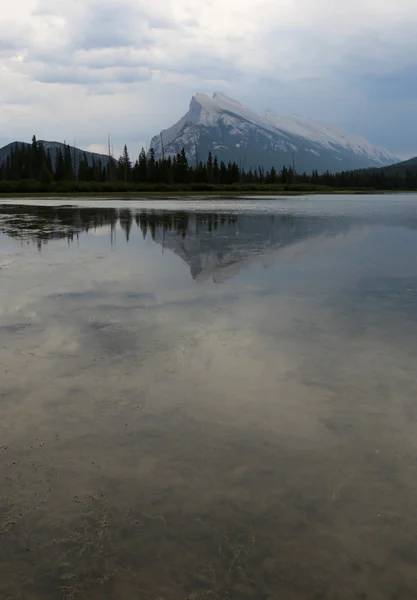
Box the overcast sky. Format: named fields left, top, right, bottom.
left=1, top=0, right=416, bottom=160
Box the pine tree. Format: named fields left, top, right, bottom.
left=212, top=156, right=220, bottom=184
left=229, top=161, right=240, bottom=183
left=148, top=148, right=156, bottom=183
left=91, top=156, right=97, bottom=181
left=122, top=145, right=131, bottom=182
left=31, top=135, right=39, bottom=179
left=179, top=148, right=189, bottom=183
left=77, top=152, right=89, bottom=181
left=219, top=160, right=227, bottom=184
left=117, top=144, right=132, bottom=181
left=64, top=144, right=74, bottom=180
left=46, top=149, right=53, bottom=175
left=138, top=148, right=147, bottom=182
left=55, top=149, right=65, bottom=181
left=268, top=166, right=277, bottom=184
left=40, top=162, right=53, bottom=185
left=207, top=152, right=213, bottom=182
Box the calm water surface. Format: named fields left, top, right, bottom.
left=1, top=195, right=417, bottom=599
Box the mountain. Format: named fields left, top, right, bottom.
left=0, top=141, right=114, bottom=169
left=150, top=92, right=398, bottom=173
left=381, top=156, right=417, bottom=175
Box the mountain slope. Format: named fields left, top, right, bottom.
left=381, top=156, right=417, bottom=175
left=150, top=92, right=398, bottom=173
left=0, top=141, right=113, bottom=169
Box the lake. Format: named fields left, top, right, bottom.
left=1, top=194, right=417, bottom=600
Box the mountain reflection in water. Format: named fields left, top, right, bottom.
left=0, top=204, right=355, bottom=281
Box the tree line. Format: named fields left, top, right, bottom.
left=1, top=135, right=416, bottom=192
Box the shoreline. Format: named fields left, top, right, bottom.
left=1, top=189, right=415, bottom=200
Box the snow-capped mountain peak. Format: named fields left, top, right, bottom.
left=263, top=111, right=395, bottom=164
left=189, top=92, right=274, bottom=132
left=150, top=92, right=398, bottom=172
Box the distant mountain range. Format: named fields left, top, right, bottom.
left=150, top=92, right=399, bottom=173
left=1, top=96, right=411, bottom=179
left=0, top=141, right=113, bottom=169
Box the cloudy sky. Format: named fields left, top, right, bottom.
left=1, top=0, right=416, bottom=159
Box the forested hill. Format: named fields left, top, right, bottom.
left=0, top=139, right=114, bottom=174
left=381, top=156, right=417, bottom=175
left=0, top=135, right=416, bottom=193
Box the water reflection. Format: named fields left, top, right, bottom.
left=1, top=200, right=417, bottom=600
left=0, top=204, right=235, bottom=247
left=0, top=204, right=356, bottom=282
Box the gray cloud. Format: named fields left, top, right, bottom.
left=0, top=22, right=34, bottom=55
left=70, top=2, right=154, bottom=51
left=1, top=0, right=417, bottom=158
left=180, top=18, right=199, bottom=28
left=34, top=66, right=152, bottom=85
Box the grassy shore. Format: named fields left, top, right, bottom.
left=0, top=188, right=414, bottom=200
